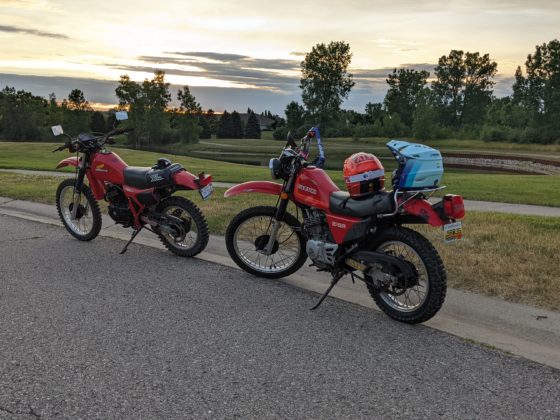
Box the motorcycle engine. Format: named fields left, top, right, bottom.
left=303, top=208, right=338, bottom=269
left=106, top=185, right=133, bottom=227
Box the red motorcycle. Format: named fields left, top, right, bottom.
left=224, top=127, right=465, bottom=323
left=52, top=111, right=213, bottom=257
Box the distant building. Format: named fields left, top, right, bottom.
left=239, top=113, right=275, bottom=131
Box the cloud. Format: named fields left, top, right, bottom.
left=0, top=24, right=69, bottom=39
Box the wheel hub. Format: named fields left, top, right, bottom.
left=254, top=235, right=279, bottom=255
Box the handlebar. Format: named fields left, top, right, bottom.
left=52, top=127, right=134, bottom=152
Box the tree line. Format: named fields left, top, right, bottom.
left=280, top=38, right=560, bottom=144
left=1, top=38, right=559, bottom=145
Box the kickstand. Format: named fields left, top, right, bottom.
left=120, top=227, right=142, bottom=254
left=310, top=272, right=344, bottom=310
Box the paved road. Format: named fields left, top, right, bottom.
left=1, top=215, right=559, bottom=419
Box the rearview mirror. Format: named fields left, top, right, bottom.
left=51, top=125, right=63, bottom=136
left=115, top=111, right=128, bottom=121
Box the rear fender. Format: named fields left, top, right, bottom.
left=224, top=181, right=282, bottom=198
left=402, top=198, right=446, bottom=227
left=56, top=156, right=79, bottom=169
left=172, top=170, right=200, bottom=190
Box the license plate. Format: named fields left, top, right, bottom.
left=199, top=183, right=214, bottom=200
left=443, top=221, right=463, bottom=243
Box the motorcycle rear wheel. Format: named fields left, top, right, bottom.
left=225, top=206, right=307, bottom=279
left=156, top=196, right=209, bottom=257
left=366, top=227, right=447, bottom=324
left=56, top=178, right=102, bottom=241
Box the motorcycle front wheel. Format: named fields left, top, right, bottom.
left=56, top=178, right=102, bottom=241
left=225, top=206, right=307, bottom=279
left=366, top=226, right=447, bottom=324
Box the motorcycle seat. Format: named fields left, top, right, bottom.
left=124, top=163, right=183, bottom=189
left=329, top=191, right=395, bottom=218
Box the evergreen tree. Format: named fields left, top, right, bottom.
left=230, top=110, right=243, bottom=139
left=198, top=115, right=211, bottom=139
left=384, top=68, right=429, bottom=128
left=217, top=110, right=232, bottom=138
left=244, top=112, right=261, bottom=139
left=90, top=111, right=106, bottom=133
left=285, top=101, right=305, bottom=131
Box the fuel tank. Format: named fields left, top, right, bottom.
left=293, top=167, right=339, bottom=210
left=90, top=151, right=127, bottom=185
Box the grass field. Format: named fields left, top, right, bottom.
left=1, top=172, right=558, bottom=311
left=1, top=142, right=559, bottom=206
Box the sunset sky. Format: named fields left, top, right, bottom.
left=1, top=0, right=559, bottom=113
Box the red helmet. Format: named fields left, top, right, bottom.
left=343, top=152, right=385, bottom=197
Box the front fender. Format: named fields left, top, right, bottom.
left=56, top=156, right=79, bottom=169
left=224, top=181, right=282, bottom=198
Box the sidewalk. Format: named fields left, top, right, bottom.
left=2, top=168, right=560, bottom=217
left=1, top=196, right=559, bottom=370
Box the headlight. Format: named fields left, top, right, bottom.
left=269, top=158, right=281, bottom=179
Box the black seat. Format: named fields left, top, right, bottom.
left=329, top=191, right=394, bottom=218
left=124, top=163, right=183, bottom=189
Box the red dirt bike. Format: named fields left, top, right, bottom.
left=224, top=127, right=465, bottom=324
left=51, top=112, right=213, bottom=257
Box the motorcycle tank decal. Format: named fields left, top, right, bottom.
left=90, top=152, right=126, bottom=185
left=325, top=213, right=363, bottom=244
left=293, top=167, right=339, bottom=210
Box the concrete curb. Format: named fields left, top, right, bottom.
left=1, top=196, right=559, bottom=370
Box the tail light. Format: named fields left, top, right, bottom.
left=443, top=194, right=465, bottom=219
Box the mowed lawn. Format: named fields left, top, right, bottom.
left=0, top=172, right=559, bottom=311
left=1, top=142, right=559, bottom=206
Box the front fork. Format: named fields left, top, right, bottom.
left=264, top=177, right=293, bottom=254
left=71, top=156, right=87, bottom=219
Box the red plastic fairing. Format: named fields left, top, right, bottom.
left=403, top=198, right=446, bottom=227
left=224, top=181, right=282, bottom=198
left=56, top=157, right=79, bottom=169
left=326, top=213, right=363, bottom=244
left=172, top=171, right=199, bottom=190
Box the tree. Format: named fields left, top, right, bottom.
left=176, top=86, right=201, bottom=143
left=432, top=50, right=497, bottom=127
left=90, top=111, right=106, bottom=133
left=198, top=115, right=211, bottom=139
left=230, top=110, right=243, bottom=139
left=0, top=86, right=48, bottom=140
left=384, top=68, right=429, bottom=128
left=513, top=39, right=560, bottom=137
left=217, top=110, right=232, bottom=138
left=285, top=101, right=305, bottom=131
left=244, top=111, right=261, bottom=139
left=115, top=70, right=171, bottom=147
left=364, top=102, right=385, bottom=124
left=300, top=41, right=355, bottom=125
left=67, top=89, right=92, bottom=111
left=412, top=88, right=440, bottom=140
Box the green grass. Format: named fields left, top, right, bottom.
left=1, top=172, right=558, bottom=310
left=1, top=142, right=559, bottom=206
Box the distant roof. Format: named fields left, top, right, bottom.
left=239, top=113, right=275, bottom=126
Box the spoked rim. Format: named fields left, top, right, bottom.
left=376, top=240, right=429, bottom=313
left=59, top=185, right=95, bottom=236
left=233, top=215, right=301, bottom=274
left=161, top=205, right=199, bottom=251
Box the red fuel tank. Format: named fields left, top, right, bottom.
left=293, top=167, right=339, bottom=210
left=90, top=151, right=127, bottom=185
